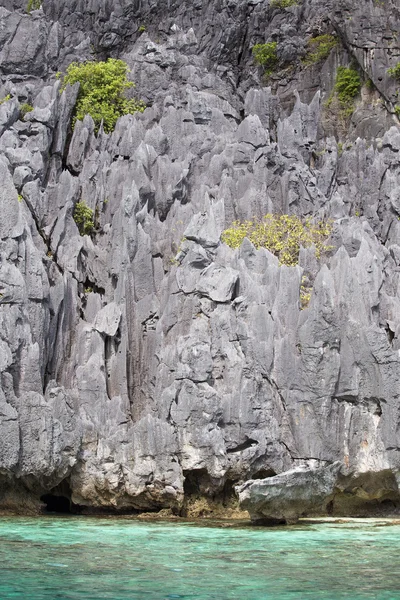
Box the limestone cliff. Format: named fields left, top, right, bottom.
left=1, top=0, right=400, bottom=520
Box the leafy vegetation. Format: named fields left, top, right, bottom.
left=252, top=42, right=278, bottom=74
left=0, top=94, right=11, bottom=105
left=73, top=201, right=95, bottom=236
left=26, top=0, right=42, bottom=12
left=270, top=0, right=298, bottom=7
left=388, top=65, right=400, bottom=116
left=388, top=62, right=400, bottom=80
left=325, top=66, right=361, bottom=121
left=59, top=59, right=145, bottom=133
left=20, top=103, right=34, bottom=119
left=334, top=67, right=361, bottom=104
left=221, top=214, right=333, bottom=267
left=303, top=34, right=338, bottom=66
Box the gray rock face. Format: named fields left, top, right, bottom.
left=237, top=463, right=343, bottom=524
left=0, top=0, right=400, bottom=518
left=237, top=462, right=400, bottom=523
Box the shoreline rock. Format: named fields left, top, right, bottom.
left=237, top=464, right=400, bottom=524
left=1, top=0, right=400, bottom=516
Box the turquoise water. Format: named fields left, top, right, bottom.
left=0, top=517, right=400, bottom=599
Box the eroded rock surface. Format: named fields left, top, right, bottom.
left=237, top=463, right=343, bottom=524
left=237, top=463, right=400, bottom=523
left=0, top=0, right=400, bottom=518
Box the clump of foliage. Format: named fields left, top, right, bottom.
left=325, top=66, right=361, bottom=120
left=270, top=0, right=297, bottom=7
left=252, top=42, right=278, bottom=74
left=303, top=34, right=338, bottom=66
left=26, top=0, right=41, bottom=12
left=0, top=94, right=11, bottom=105
left=334, top=67, right=361, bottom=105
left=59, top=59, right=146, bottom=133
left=20, top=103, right=34, bottom=118
left=221, top=214, right=333, bottom=266
left=300, top=286, right=312, bottom=309
left=138, top=24, right=146, bottom=33
left=73, top=201, right=95, bottom=236
left=388, top=65, right=400, bottom=117
left=388, top=62, right=400, bottom=80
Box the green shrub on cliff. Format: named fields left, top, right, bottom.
left=252, top=42, right=278, bottom=74
left=73, top=201, right=94, bottom=236
left=334, top=67, right=361, bottom=105
left=325, top=66, right=361, bottom=121
left=26, top=0, right=42, bottom=12
left=270, top=0, right=298, bottom=8
left=20, top=103, right=34, bottom=119
left=221, top=214, right=332, bottom=266
left=303, top=34, right=338, bottom=66
left=388, top=62, right=400, bottom=80
left=59, top=59, right=146, bottom=133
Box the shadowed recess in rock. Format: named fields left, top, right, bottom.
left=40, top=494, right=71, bottom=513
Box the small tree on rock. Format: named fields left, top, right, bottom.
left=60, top=58, right=145, bottom=133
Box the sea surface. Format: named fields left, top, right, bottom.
left=0, top=516, right=399, bottom=599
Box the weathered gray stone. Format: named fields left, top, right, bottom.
left=93, top=302, right=122, bottom=337
left=196, top=264, right=239, bottom=303
left=0, top=96, right=19, bottom=136
left=237, top=463, right=343, bottom=524
left=0, top=0, right=400, bottom=520
left=0, top=157, right=23, bottom=239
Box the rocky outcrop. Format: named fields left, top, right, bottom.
left=237, top=463, right=343, bottom=524
left=1, top=0, right=400, bottom=518
left=237, top=463, right=400, bottom=523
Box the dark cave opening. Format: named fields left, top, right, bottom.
left=40, top=494, right=72, bottom=513
left=183, top=468, right=209, bottom=496
left=251, top=468, right=277, bottom=480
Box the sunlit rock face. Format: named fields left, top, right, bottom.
left=1, top=0, right=400, bottom=517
